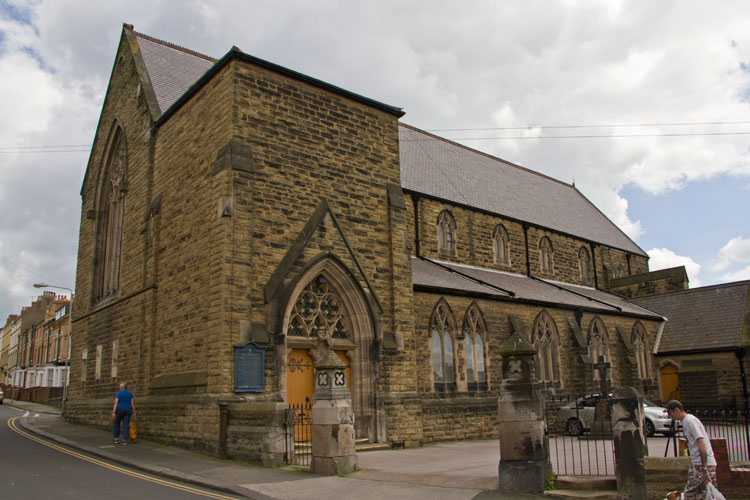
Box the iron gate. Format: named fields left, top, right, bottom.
left=286, top=402, right=312, bottom=466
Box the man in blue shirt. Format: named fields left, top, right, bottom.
left=111, top=382, right=136, bottom=444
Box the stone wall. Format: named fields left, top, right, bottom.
left=656, top=353, right=746, bottom=402
left=610, top=267, right=689, bottom=299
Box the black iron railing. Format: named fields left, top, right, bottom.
left=286, top=402, right=312, bottom=466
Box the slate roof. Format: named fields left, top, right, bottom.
left=129, top=27, right=646, bottom=258
left=630, top=281, right=749, bottom=353
left=134, top=32, right=215, bottom=114
left=413, top=257, right=662, bottom=320
left=399, top=125, right=646, bottom=256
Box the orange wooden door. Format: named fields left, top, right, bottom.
left=287, top=348, right=350, bottom=441
left=660, top=364, right=680, bottom=402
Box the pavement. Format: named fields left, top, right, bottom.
left=6, top=400, right=547, bottom=500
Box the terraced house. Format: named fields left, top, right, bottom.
left=69, top=24, right=667, bottom=463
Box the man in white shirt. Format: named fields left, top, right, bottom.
left=666, top=400, right=717, bottom=500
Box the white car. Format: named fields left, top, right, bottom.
left=556, top=394, right=678, bottom=437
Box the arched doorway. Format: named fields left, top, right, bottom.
left=281, top=258, right=376, bottom=442
left=660, top=363, right=680, bottom=402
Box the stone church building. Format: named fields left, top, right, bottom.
left=69, top=24, right=665, bottom=463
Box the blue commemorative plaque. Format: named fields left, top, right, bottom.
left=234, top=342, right=265, bottom=392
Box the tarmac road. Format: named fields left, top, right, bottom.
left=0, top=404, right=243, bottom=500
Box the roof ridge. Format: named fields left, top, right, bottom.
left=133, top=29, right=217, bottom=63
left=398, top=122, right=574, bottom=188
left=634, top=279, right=749, bottom=299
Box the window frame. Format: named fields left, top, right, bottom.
left=539, top=236, right=554, bottom=274
left=430, top=299, right=457, bottom=392
left=463, top=303, right=488, bottom=391
left=493, top=224, right=510, bottom=265
left=437, top=210, right=457, bottom=257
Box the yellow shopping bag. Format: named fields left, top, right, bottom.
left=129, top=421, right=137, bottom=441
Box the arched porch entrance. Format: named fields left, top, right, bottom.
left=281, top=258, right=377, bottom=442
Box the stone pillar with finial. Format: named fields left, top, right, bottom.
left=497, top=328, right=549, bottom=493
left=310, top=346, right=358, bottom=475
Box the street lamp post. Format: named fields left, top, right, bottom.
left=33, top=283, right=73, bottom=415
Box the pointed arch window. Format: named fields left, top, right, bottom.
left=463, top=303, right=487, bottom=390
left=533, top=311, right=560, bottom=383
left=588, top=317, right=610, bottom=381
left=437, top=210, right=457, bottom=256
left=632, top=322, right=649, bottom=379
left=493, top=224, right=510, bottom=265
left=579, top=246, right=592, bottom=283
left=287, top=274, right=350, bottom=340
left=93, top=124, right=128, bottom=303
left=431, top=300, right=456, bottom=391
left=539, top=236, right=554, bottom=274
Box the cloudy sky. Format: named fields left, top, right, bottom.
left=1, top=0, right=749, bottom=322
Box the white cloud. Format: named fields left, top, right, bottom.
left=711, top=236, right=750, bottom=272
left=3, top=0, right=750, bottom=320
left=647, top=248, right=701, bottom=288
left=721, top=265, right=750, bottom=283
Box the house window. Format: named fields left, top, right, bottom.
left=463, top=303, right=487, bottom=390
left=431, top=300, right=456, bottom=390
left=93, top=123, right=128, bottom=303
left=579, top=246, right=592, bottom=282
left=533, top=310, right=560, bottom=383
left=588, top=317, right=610, bottom=381
left=632, top=322, right=649, bottom=379
left=539, top=236, right=554, bottom=274
left=493, top=224, right=510, bottom=265
left=437, top=210, right=457, bottom=256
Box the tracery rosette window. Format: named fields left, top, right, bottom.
left=287, top=275, right=350, bottom=340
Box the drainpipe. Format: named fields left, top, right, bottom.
left=412, top=194, right=421, bottom=258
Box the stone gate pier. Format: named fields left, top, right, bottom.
left=497, top=331, right=548, bottom=493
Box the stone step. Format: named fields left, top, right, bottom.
left=355, top=442, right=391, bottom=452
left=544, top=489, right=618, bottom=500
left=554, top=476, right=617, bottom=491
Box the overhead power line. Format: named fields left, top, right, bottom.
left=427, top=120, right=750, bottom=132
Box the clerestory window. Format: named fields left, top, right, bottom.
left=437, top=210, right=457, bottom=256
left=579, top=246, right=592, bottom=283
left=539, top=236, right=554, bottom=274
left=493, top=224, right=510, bottom=265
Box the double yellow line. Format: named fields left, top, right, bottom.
left=8, top=417, right=242, bottom=500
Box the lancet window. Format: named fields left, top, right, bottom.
left=539, top=236, right=554, bottom=274
left=533, top=310, right=560, bottom=383
left=463, top=303, right=487, bottom=389
left=92, top=124, right=128, bottom=302
left=493, top=224, right=510, bottom=265
left=588, top=317, right=610, bottom=381
left=431, top=300, right=456, bottom=390
left=437, top=210, right=457, bottom=256
left=632, top=322, right=649, bottom=379
left=579, top=246, right=592, bottom=283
